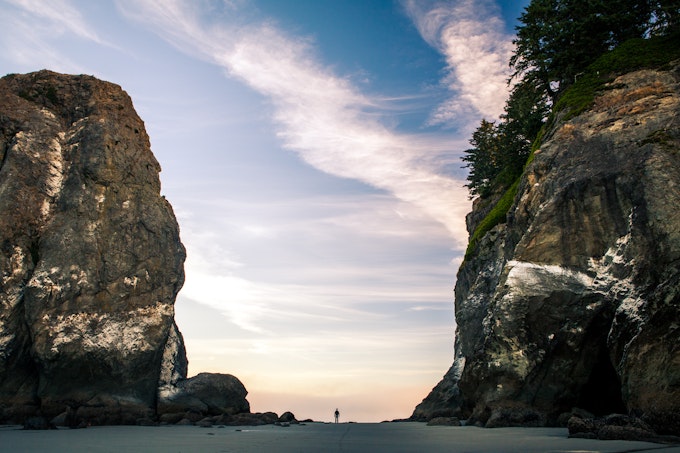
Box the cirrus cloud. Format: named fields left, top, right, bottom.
left=116, top=0, right=472, bottom=244
left=401, top=0, right=515, bottom=125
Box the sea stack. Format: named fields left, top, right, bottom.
left=0, top=70, right=248, bottom=425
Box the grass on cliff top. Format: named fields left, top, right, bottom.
left=464, top=132, right=544, bottom=261
left=555, top=30, right=680, bottom=120
left=463, top=31, right=680, bottom=261
left=465, top=178, right=520, bottom=260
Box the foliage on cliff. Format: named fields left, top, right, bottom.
left=462, top=0, right=680, bottom=259
left=462, top=81, right=548, bottom=199
left=510, top=0, right=679, bottom=104
left=554, top=29, right=680, bottom=120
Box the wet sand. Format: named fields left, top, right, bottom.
left=2, top=422, right=679, bottom=453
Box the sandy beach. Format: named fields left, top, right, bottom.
left=2, top=422, right=679, bottom=453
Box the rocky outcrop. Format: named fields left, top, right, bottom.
left=157, top=372, right=249, bottom=417
left=568, top=414, right=654, bottom=440
left=0, top=70, right=250, bottom=425
left=414, top=63, right=680, bottom=435
left=426, top=416, right=461, bottom=426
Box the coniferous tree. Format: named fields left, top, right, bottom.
left=510, top=0, right=652, bottom=102
left=462, top=79, right=549, bottom=197
left=462, top=120, right=502, bottom=198
left=463, top=0, right=679, bottom=199
left=496, top=80, right=549, bottom=185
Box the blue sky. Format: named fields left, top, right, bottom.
left=0, top=0, right=529, bottom=422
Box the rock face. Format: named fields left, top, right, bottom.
left=157, top=372, right=250, bottom=417
left=414, top=64, right=680, bottom=435
left=0, top=70, right=248, bottom=425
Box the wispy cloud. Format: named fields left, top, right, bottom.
left=401, top=0, right=515, bottom=125
left=176, top=193, right=456, bottom=334
left=116, top=0, right=471, bottom=245
left=6, top=0, right=105, bottom=44
left=114, top=0, right=482, bottom=337
left=1, top=0, right=114, bottom=73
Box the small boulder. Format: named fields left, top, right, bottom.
left=159, top=412, right=185, bottom=425
left=184, top=411, right=204, bottom=423
left=598, top=424, right=655, bottom=441
left=50, top=411, right=70, bottom=427
left=222, top=412, right=279, bottom=426
left=136, top=418, right=157, bottom=426
left=485, top=406, right=545, bottom=428
left=568, top=414, right=658, bottom=441
left=642, top=410, right=680, bottom=435
left=567, top=416, right=601, bottom=438
left=278, top=411, right=298, bottom=424
left=557, top=408, right=595, bottom=427
left=197, top=418, right=213, bottom=428
left=23, top=416, right=54, bottom=430
left=427, top=417, right=461, bottom=426
left=158, top=373, right=249, bottom=417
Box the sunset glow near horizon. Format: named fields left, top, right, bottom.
left=0, top=0, right=529, bottom=422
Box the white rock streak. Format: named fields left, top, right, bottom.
left=589, top=232, right=642, bottom=322
left=42, top=302, right=173, bottom=357
left=501, top=228, right=640, bottom=321
left=504, top=260, right=594, bottom=297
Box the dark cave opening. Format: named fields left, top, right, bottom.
left=576, top=346, right=626, bottom=416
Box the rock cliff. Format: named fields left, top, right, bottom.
left=0, top=70, right=248, bottom=425
left=413, top=63, right=680, bottom=435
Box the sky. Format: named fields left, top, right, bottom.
left=0, top=0, right=529, bottom=422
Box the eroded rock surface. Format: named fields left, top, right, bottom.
left=0, top=70, right=251, bottom=425
left=414, top=64, right=680, bottom=435
left=158, top=372, right=250, bottom=417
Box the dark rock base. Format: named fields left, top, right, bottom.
left=568, top=414, right=680, bottom=444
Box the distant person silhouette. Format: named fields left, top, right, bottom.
left=334, top=408, right=339, bottom=423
